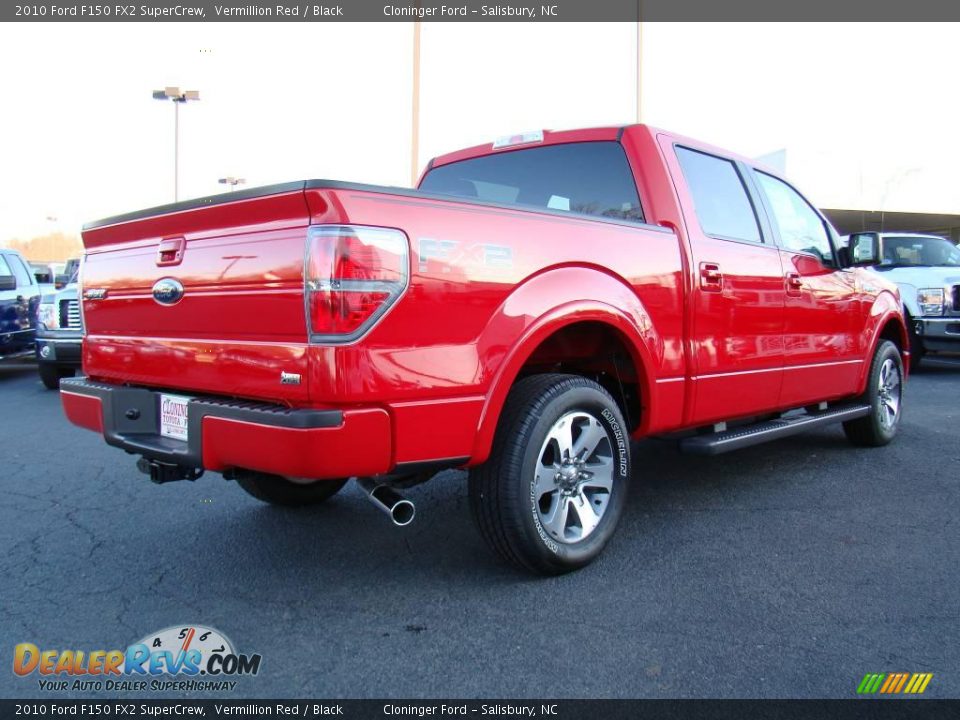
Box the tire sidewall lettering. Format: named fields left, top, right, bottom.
left=601, top=408, right=629, bottom=478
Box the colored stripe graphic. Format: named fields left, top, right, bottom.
left=857, top=672, right=933, bottom=695
left=879, top=674, right=897, bottom=693
left=893, top=673, right=910, bottom=693
left=857, top=673, right=885, bottom=694
left=905, top=673, right=934, bottom=694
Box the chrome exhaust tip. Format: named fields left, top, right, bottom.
left=356, top=477, right=416, bottom=527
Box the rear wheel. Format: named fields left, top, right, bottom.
left=38, top=364, right=75, bottom=390
left=843, top=340, right=904, bottom=447
left=234, top=470, right=348, bottom=507
left=469, top=374, right=631, bottom=575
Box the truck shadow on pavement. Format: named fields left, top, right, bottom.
left=0, top=362, right=38, bottom=381
left=182, top=422, right=879, bottom=590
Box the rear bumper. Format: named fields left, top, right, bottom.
left=59, top=377, right=392, bottom=479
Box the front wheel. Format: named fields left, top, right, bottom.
left=234, top=470, right=348, bottom=507
left=843, top=340, right=904, bottom=447
left=469, top=374, right=631, bottom=575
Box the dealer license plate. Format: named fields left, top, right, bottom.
left=159, top=393, right=192, bottom=442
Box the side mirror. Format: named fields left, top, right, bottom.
left=849, top=233, right=879, bottom=265
left=0, top=275, right=16, bottom=291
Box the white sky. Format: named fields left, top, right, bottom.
left=1, top=22, right=958, bottom=242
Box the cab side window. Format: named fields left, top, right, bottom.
left=755, top=172, right=835, bottom=266
left=0, top=255, right=12, bottom=282
left=675, top=146, right=762, bottom=243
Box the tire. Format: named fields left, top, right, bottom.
left=469, top=373, right=631, bottom=575
left=843, top=340, right=904, bottom=447
left=38, top=364, right=75, bottom=390
left=235, top=470, right=348, bottom=507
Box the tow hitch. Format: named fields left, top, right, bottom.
left=136, top=457, right=204, bottom=484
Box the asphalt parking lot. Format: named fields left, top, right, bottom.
left=2, top=360, right=958, bottom=699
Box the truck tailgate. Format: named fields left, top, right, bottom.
left=80, top=185, right=312, bottom=403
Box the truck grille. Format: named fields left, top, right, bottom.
left=953, top=285, right=960, bottom=312
left=59, top=299, right=82, bottom=330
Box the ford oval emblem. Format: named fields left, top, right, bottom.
left=152, top=278, right=184, bottom=306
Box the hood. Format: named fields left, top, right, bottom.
left=868, top=265, right=960, bottom=290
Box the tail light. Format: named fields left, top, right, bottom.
left=305, top=225, right=409, bottom=342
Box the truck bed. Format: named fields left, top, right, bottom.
left=80, top=179, right=685, bottom=415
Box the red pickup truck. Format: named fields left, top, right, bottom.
left=62, top=125, right=907, bottom=575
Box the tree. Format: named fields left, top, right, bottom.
left=3, top=232, right=82, bottom=262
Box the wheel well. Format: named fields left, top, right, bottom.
left=516, top=321, right=643, bottom=431
left=878, top=317, right=906, bottom=353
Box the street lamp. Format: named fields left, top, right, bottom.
left=152, top=86, right=200, bottom=202
left=218, top=176, right=246, bottom=192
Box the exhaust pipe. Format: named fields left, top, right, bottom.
left=356, top=477, right=416, bottom=527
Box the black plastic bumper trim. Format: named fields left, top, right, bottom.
left=61, top=377, right=343, bottom=467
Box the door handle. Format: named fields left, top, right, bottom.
left=157, top=236, right=186, bottom=266
left=785, top=272, right=803, bottom=293
left=700, top=262, right=723, bottom=291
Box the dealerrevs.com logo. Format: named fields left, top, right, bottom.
left=13, top=625, right=262, bottom=693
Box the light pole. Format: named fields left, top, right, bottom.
left=636, top=19, right=643, bottom=123
left=218, top=177, right=246, bottom=192
left=411, top=21, right=421, bottom=186
left=152, top=87, right=200, bottom=202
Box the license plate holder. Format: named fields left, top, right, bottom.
left=159, top=393, right=192, bottom=442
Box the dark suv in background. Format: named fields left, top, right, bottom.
left=0, top=248, right=41, bottom=361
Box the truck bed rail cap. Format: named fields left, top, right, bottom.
left=83, top=181, right=308, bottom=231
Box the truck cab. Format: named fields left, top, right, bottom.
left=0, top=248, right=41, bottom=361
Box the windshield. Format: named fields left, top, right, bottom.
left=879, top=236, right=960, bottom=267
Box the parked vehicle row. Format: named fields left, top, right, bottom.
left=60, top=124, right=911, bottom=575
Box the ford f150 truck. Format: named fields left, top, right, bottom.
left=62, top=125, right=908, bottom=575
left=36, top=277, right=82, bottom=389
left=842, top=231, right=960, bottom=370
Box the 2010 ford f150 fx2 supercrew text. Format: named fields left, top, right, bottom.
left=62, top=125, right=908, bottom=574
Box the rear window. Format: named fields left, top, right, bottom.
left=420, top=141, right=644, bottom=223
